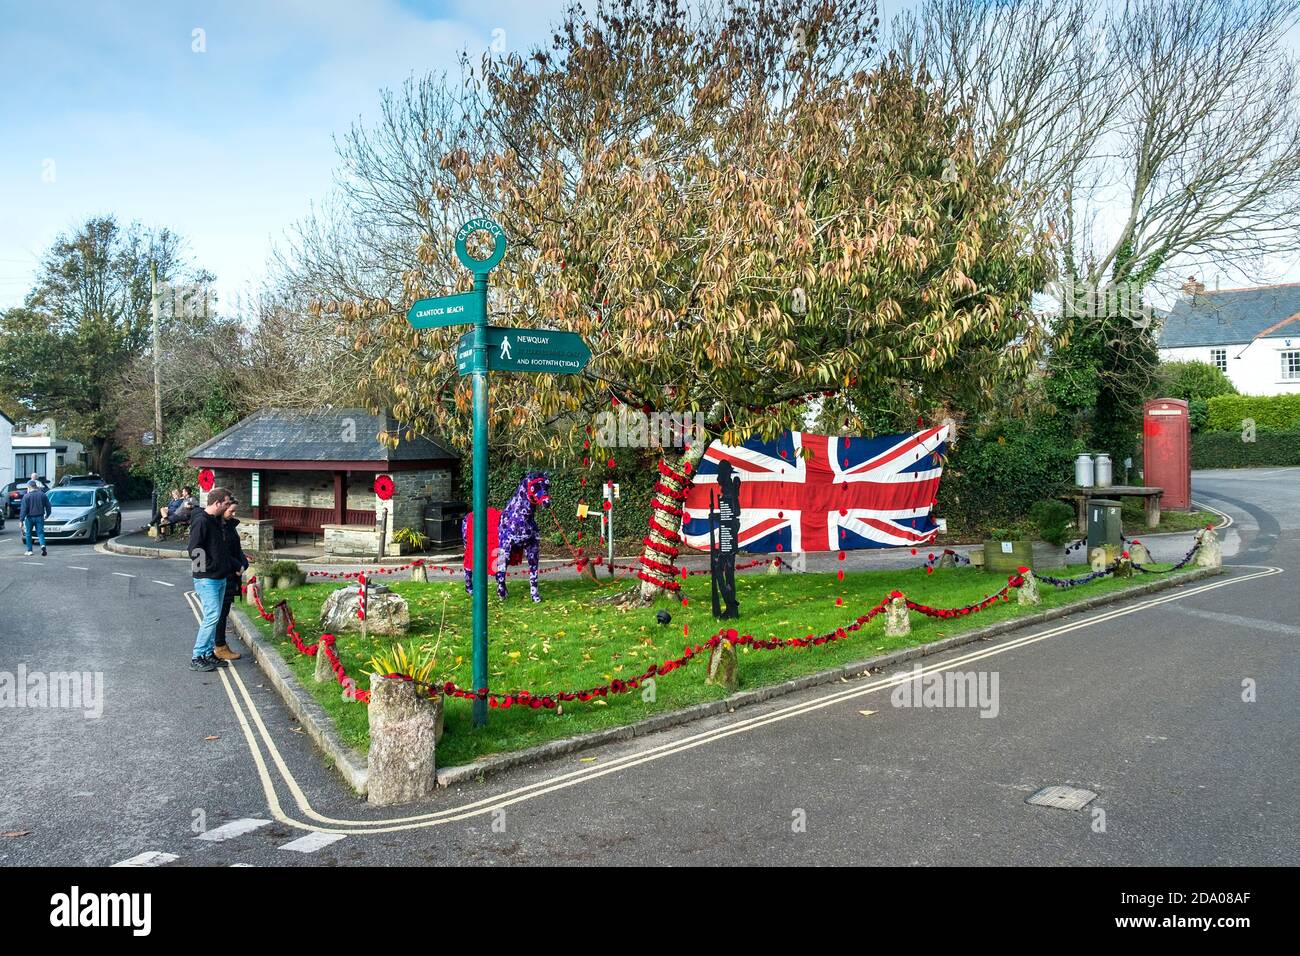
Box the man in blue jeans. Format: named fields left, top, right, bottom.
left=188, top=487, right=236, bottom=672
left=19, top=480, right=50, bottom=557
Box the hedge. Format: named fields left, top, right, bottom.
left=935, top=425, right=1083, bottom=534
left=1205, top=393, right=1300, bottom=432
left=456, top=451, right=663, bottom=554
left=1190, top=429, right=1300, bottom=468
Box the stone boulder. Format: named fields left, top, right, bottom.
left=885, top=595, right=910, bottom=637
left=366, top=675, right=439, bottom=807
left=320, top=585, right=410, bottom=637
left=1017, top=570, right=1041, bottom=606
left=706, top=639, right=738, bottom=692
left=1195, top=528, right=1222, bottom=568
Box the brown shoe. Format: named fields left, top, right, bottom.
left=213, top=645, right=242, bottom=661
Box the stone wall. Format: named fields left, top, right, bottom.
left=210, top=469, right=251, bottom=506
left=388, top=468, right=454, bottom=538
left=208, top=466, right=455, bottom=546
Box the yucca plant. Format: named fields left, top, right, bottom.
left=368, top=641, right=437, bottom=684
left=392, top=527, right=428, bottom=550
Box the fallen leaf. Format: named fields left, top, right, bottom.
left=2, top=830, right=31, bottom=838
left=858, top=710, right=876, bottom=717
left=580, top=757, right=598, bottom=763
left=203, top=735, right=220, bottom=741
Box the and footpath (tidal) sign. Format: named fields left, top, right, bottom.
left=456, top=326, right=592, bottom=375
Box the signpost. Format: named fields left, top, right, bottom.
left=455, top=327, right=592, bottom=375
left=404, top=217, right=590, bottom=728
left=406, top=291, right=480, bottom=329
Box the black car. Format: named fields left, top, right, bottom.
left=4, top=478, right=51, bottom=519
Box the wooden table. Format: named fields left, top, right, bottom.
left=1060, top=485, right=1165, bottom=530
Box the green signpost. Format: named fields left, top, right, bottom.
left=404, top=216, right=590, bottom=728
left=406, top=291, right=479, bottom=329
left=455, top=327, right=592, bottom=375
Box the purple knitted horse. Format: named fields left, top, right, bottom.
left=461, top=472, right=552, bottom=602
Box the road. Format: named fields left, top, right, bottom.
left=0, top=471, right=1295, bottom=866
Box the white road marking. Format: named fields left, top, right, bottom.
left=152, top=580, right=175, bottom=587
left=201, top=565, right=1283, bottom=836
left=196, top=818, right=272, bottom=842
left=112, top=572, right=136, bottom=578
left=112, top=851, right=179, bottom=867
left=67, top=566, right=89, bottom=571
left=279, top=831, right=347, bottom=853
left=229, top=863, right=256, bottom=867
left=1192, top=499, right=1234, bottom=530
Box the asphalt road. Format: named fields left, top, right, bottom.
left=0, top=471, right=1295, bottom=866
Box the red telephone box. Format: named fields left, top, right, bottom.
left=1143, top=398, right=1190, bottom=510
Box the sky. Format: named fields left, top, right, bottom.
left=2, top=0, right=1298, bottom=314
left=0, top=0, right=571, bottom=309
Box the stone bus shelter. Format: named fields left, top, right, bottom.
left=187, top=408, right=461, bottom=556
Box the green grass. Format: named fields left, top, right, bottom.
left=1120, top=498, right=1217, bottom=535
left=247, top=561, right=1195, bottom=767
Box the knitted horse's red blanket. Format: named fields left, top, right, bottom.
left=462, top=508, right=522, bottom=572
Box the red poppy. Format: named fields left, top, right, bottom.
left=374, top=475, right=395, bottom=500
left=197, top=468, right=215, bottom=492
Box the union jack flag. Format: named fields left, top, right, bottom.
left=682, top=426, right=949, bottom=553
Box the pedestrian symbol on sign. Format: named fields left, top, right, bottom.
left=499, top=336, right=512, bottom=361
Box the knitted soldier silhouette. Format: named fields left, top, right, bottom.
left=710, top=460, right=741, bottom=620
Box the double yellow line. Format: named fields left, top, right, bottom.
left=187, top=564, right=1283, bottom=836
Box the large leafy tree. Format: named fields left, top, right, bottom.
left=292, top=0, right=1052, bottom=601
left=898, top=0, right=1300, bottom=458
left=0, top=215, right=213, bottom=474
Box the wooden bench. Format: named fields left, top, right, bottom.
left=1060, top=485, right=1165, bottom=530
left=267, top=506, right=377, bottom=543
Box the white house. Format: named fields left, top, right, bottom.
left=0, top=410, right=13, bottom=491
left=1158, top=282, right=1300, bottom=395
left=10, top=421, right=86, bottom=484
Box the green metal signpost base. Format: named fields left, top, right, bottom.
left=406, top=217, right=589, bottom=728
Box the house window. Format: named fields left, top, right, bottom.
left=1210, top=348, right=1227, bottom=373
left=1283, top=350, right=1300, bottom=381
left=15, top=453, right=44, bottom=481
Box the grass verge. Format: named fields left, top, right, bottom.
left=248, top=561, right=1195, bottom=767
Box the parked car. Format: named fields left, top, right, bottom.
left=57, top=473, right=108, bottom=487
left=42, top=485, right=122, bottom=542
left=4, top=477, right=51, bottom=519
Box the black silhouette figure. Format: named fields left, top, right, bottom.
left=710, top=460, right=742, bottom=620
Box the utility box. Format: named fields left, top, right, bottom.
left=1143, top=398, right=1190, bottom=510
left=1086, top=498, right=1122, bottom=553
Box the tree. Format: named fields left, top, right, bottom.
left=0, top=216, right=213, bottom=474
left=284, top=0, right=1052, bottom=603
left=896, top=0, right=1300, bottom=458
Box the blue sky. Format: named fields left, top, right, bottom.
left=2, top=0, right=1297, bottom=313
left=0, top=0, right=570, bottom=308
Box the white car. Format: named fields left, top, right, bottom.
left=41, top=486, right=123, bottom=541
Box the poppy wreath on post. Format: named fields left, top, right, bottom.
left=197, top=468, right=215, bottom=493
left=374, top=475, right=395, bottom=501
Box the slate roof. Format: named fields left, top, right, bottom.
left=187, top=408, right=459, bottom=465
left=1159, top=283, right=1300, bottom=348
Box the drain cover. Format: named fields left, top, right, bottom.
left=1026, top=785, right=1098, bottom=811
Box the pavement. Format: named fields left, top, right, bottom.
left=0, top=470, right=1295, bottom=866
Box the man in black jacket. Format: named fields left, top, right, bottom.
left=19, top=480, right=51, bottom=557
left=213, top=496, right=249, bottom=661
left=188, top=487, right=235, bottom=672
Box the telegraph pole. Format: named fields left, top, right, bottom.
left=151, top=262, right=163, bottom=523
